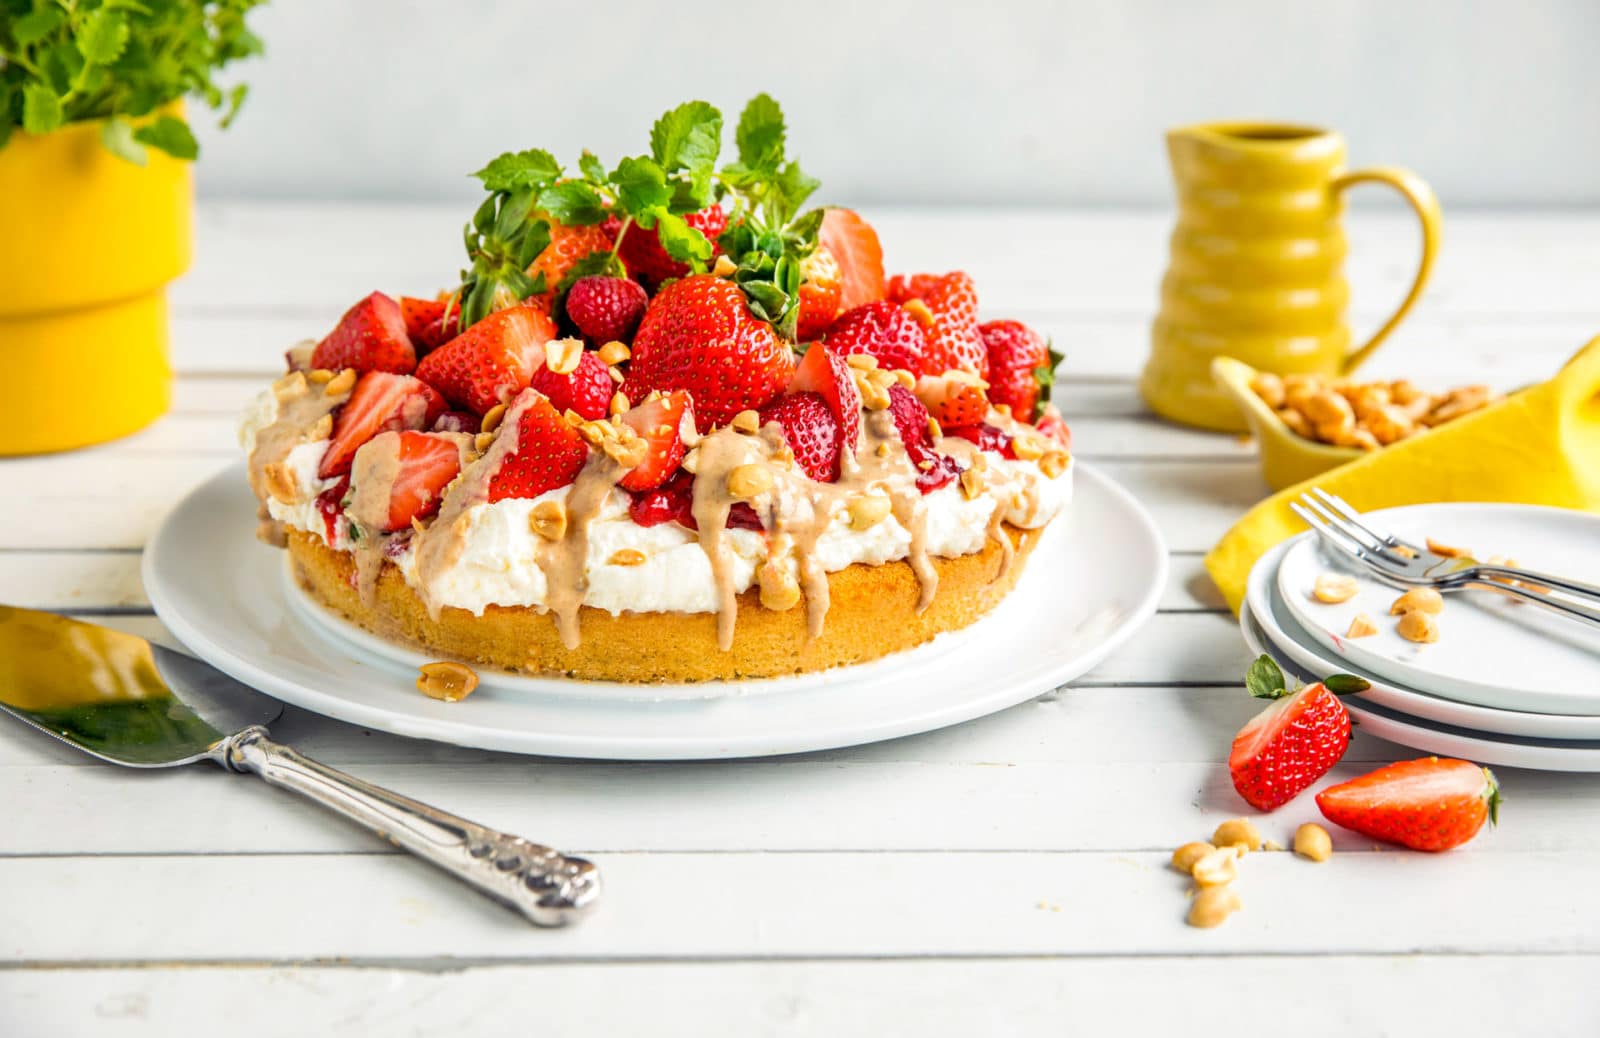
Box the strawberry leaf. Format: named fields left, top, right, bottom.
left=20, top=83, right=63, bottom=134
left=612, top=156, right=671, bottom=215
left=1323, top=673, right=1373, bottom=696
left=474, top=149, right=562, bottom=192
left=132, top=114, right=198, bottom=160
left=735, top=93, right=785, bottom=173
left=537, top=181, right=607, bottom=226
left=1245, top=654, right=1288, bottom=700
left=650, top=100, right=722, bottom=178
left=1033, top=343, right=1064, bottom=421
left=652, top=210, right=714, bottom=267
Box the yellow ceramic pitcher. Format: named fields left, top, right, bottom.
left=1141, top=121, right=1441, bottom=432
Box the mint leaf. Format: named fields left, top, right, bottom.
left=536, top=181, right=607, bottom=226
left=612, top=155, right=670, bottom=215
left=100, top=117, right=147, bottom=165
left=77, top=10, right=131, bottom=65
left=220, top=84, right=249, bottom=129
left=1323, top=674, right=1372, bottom=696
left=1245, top=654, right=1287, bottom=700
left=652, top=211, right=714, bottom=266
left=11, top=8, right=65, bottom=46
left=650, top=100, right=722, bottom=176
left=735, top=93, right=785, bottom=171
left=133, top=115, right=199, bottom=160
left=772, top=160, right=820, bottom=218
left=21, top=84, right=63, bottom=134
left=473, top=149, right=561, bottom=192
left=578, top=150, right=607, bottom=184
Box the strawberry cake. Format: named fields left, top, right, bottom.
left=241, top=95, right=1074, bottom=683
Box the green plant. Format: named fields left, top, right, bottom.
left=0, top=0, right=266, bottom=161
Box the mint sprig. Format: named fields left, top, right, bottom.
left=1244, top=654, right=1371, bottom=700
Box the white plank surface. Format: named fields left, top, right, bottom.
left=4, top=203, right=1600, bottom=1032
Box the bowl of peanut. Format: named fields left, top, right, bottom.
left=1211, top=356, right=1499, bottom=490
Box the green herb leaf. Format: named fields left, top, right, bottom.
left=650, top=100, right=722, bottom=176
left=536, top=181, right=607, bottom=226
left=611, top=155, right=670, bottom=215
left=11, top=8, right=65, bottom=47
left=652, top=210, right=714, bottom=266
left=100, top=117, right=147, bottom=165
left=473, top=149, right=562, bottom=192
left=77, top=10, right=131, bottom=66
left=1245, top=654, right=1288, bottom=700
left=578, top=150, right=607, bottom=184
left=220, top=84, right=249, bottom=129
left=133, top=115, right=198, bottom=160
left=735, top=93, right=785, bottom=172
left=1323, top=674, right=1372, bottom=696
left=21, top=83, right=63, bottom=134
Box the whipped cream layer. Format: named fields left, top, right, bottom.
left=240, top=384, right=1073, bottom=619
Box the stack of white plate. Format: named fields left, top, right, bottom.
left=1242, top=502, right=1600, bottom=772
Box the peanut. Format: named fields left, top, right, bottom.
left=1390, top=587, right=1444, bottom=616
left=1250, top=372, right=1286, bottom=409
left=731, top=409, right=761, bottom=434
left=529, top=500, right=566, bottom=541
left=1426, top=537, right=1469, bottom=558
left=1187, top=886, right=1242, bottom=929
left=727, top=463, right=774, bottom=500
left=416, top=661, right=479, bottom=702
left=846, top=493, right=892, bottom=531
left=1190, top=846, right=1241, bottom=887
left=608, top=548, right=647, bottom=567
left=597, top=340, right=631, bottom=365
left=1171, top=842, right=1215, bottom=874
left=1313, top=573, right=1359, bottom=604
left=1293, top=823, right=1333, bottom=862
left=1397, top=608, right=1440, bottom=643
left=1211, top=818, right=1263, bottom=854
left=1345, top=613, right=1378, bottom=638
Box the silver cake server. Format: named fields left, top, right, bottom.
left=0, top=605, right=599, bottom=926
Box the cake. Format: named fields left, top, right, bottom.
left=241, top=95, right=1074, bottom=683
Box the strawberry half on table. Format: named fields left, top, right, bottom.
left=311, top=292, right=416, bottom=375
left=1228, top=655, right=1370, bottom=811
left=1317, top=757, right=1501, bottom=852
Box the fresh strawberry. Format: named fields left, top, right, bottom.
left=789, top=342, right=861, bottom=454
left=314, top=476, right=350, bottom=542
left=398, top=296, right=458, bottom=354
left=915, top=372, right=989, bottom=427
left=483, top=390, right=589, bottom=502
left=888, top=271, right=988, bottom=378
left=1229, top=655, right=1368, bottom=811
left=565, top=275, right=648, bottom=344
left=617, top=390, right=693, bottom=492
left=616, top=205, right=728, bottom=289
left=946, top=423, right=1015, bottom=459
left=886, top=384, right=962, bottom=493
left=310, top=292, right=416, bottom=375
left=431, top=410, right=480, bottom=434
left=759, top=391, right=841, bottom=482
left=528, top=345, right=613, bottom=421
left=1317, top=758, right=1501, bottom=852
left=1035, top=404, right=1071, bottom=449
left=819, top=208, right=886, bottom=310
left=369, top=431, right=463, bottom=532
left=980, top=319, right=1055, bottom=420
left=529, top=219, right=615, bottom=309
left=795, top=245, right=843, bottom=341
left=318, top=372, right=447, bottom=479
left=626, top=469, right=761, bottom=531
left=623, top=274, right=796, bottom=427
left=822, top=301, right=927, bottom=374
left=414, top=304, right=557, bottom=414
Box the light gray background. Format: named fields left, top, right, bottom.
left=193, top=0, right=1598, bottom=207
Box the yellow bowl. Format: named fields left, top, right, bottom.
left=1211, top=356, right=1362, bottom=490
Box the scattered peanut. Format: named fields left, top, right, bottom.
left=608, top=548, right=647, bottom=567
left=1261, top=839, right=1285, bottom=852
left=543, top=337, right=584, bottom=375
left=1170, top=841, right=1215, bottom=874
left=481, top=402, right=507, bottom=433
left=1390, top=587, right=1444, bottom=616
left=262, top=462, right=298, bottom=504
left=727, top=463, right=774, bottom=500
left=474, top=431, right=497, bottom=454
left=1187, top=885, right=1242, bottom=929
left=1011, top=434, right=1044, bottom=461
left=1191, top=845, right=1242, bottom=887
left=529, top=500, right=566, bottom=541
left=306, top=367, right=335, bottom=385
left=893, top=368, right=917, bottom=390
left=1039, top=451, right=1070, bottom=479
left=1312, top=572, right=1359, bottom=604
left=1293, top=823, right=1333, bottom=862
left=731, top=409, right=761, bottom=434
left=1345, top=613, right=1379, bottom=638
left=597, top=340, right=631, bottom=365
left=902, top=298, right=935, bottom=326
left=845, top=353, right=879, bottom=371
left=609, top=391, right=630, bottom=417
left=323, top=367, right=357, bottom=396
left=846, top=493, right=892, bottom=531
left=1396, top=608, right=1441, bottom=643
left=926, top=416, right=943, bottom=440
left=758, top=563, right=801, bottom=611
left=1211, top=818, right=1263, bottom=854
left=416, top=661, right=479, bottom=702
left=711, top=254, right=738, bottom=278
left=958, top=467, right=985, bottom=500
left=1426, top=537, right=1469, bottom=558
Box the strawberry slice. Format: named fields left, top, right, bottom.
left=484, top=390, right=589, bottom=502
left=310, top=292, right=416, bottom=375
left=760, top=391, right=841, bottom=482
left=399, top=296, right=458, bottom=354
left=915, top=372, right=989, bottom=427
left=819, top=209, right=886, bottom=310
left=318, top=372, right=447, bottom=479
left=1229, top=655, right=1368, bottom=811
left=374, top=431, right=464, bottom=532
left=789, top=342, right=861, bottom=453
left=886, top=385, right=961, bottom=493
left=1316, top=758, right=1501, bottom=852
left=617, top=390, right=693, bottom=492
left=415, top=304, right=557, bottom=414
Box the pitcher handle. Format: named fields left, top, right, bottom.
left=1330, top=166, right=1443, bottom=374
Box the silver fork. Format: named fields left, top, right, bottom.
left=1290, top=487, right=1600, bottom=629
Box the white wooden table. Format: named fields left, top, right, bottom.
left=5, top=205, right=1600, bottom=1035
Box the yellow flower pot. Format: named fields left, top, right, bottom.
left=0, top=116, right=192, bottom=455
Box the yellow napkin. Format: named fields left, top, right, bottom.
left=1205, top=336, right=1600, bottom=612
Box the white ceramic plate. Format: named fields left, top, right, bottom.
left=1241, top=601, right=1600, bottom=773
left=1276, top=503, right=1600, bottom=715
left=1246, top=538, right=1600, bottom=739
left=143, top=462, right=1166, bottom=759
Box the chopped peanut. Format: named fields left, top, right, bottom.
left=1426, top=537, right=1469, bottom=558
left=1211, top=818, right=1262, bottom=854
left=1252, top=372, right=1498, bottom=452
left=416, top=661, right=479, bottom=702
left=1171, top=842, right=1215, bottom=874
left=1187, top=886, right=1242, bottom=929
left=1397, top=608, right=1440, bottom=643
left=1313, top=573, right=1359, bottom=604
left=1345, top=613, right=1378, bottom=638
left=1390, top=587, right=1444, bottom=616
left=1293, top=823, right=1333, bottom=862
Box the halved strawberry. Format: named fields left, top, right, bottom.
left=626, top=470, right=760, bottom=531
left=795, top=245, right=843, bottom=341
left=364, top=430, right=464, bottom=532
left=399, top=296, right=458, bottom=354
left=946, top=423, right=1015, bottom=459
left=789, top=342, right=861, bottom=454
left=1229, top=655, right=1368, bottom=811
left=528, top=344, right=613, bottom=421
left=1316, top=757, right=1501, bottom=852
left=1036, top=404, right=1072, bottom=450
left=311, top=292, right=416, bottom=375
left=414, top=304, right=557, bottom=414
left=483, top=389, right=589, bottom=502
left=760, top=391, right=841, bottom=482
left=617, top=390, right=693, bottom=492
left=822, top=301, right=927, bottom=374
left=819, top=208, right=886, bottom=310
left=915, top=372, right=989, bottom=427
left=888, top=271, right=988, bottom=378
left=318, top=372, right=447, bottom=479
left=886, top=384, right=961, bottom=493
